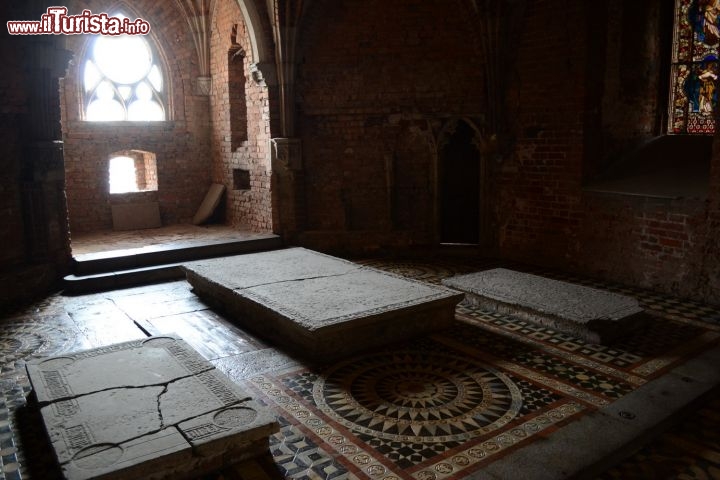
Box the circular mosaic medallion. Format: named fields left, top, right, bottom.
left=314, top=350, right=522, bottom=442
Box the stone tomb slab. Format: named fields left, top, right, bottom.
left=25, top=336, right=278, bottom=480
left=442, top=268, right=646, bottom=344
left=183, top=248, right=464, bottom=360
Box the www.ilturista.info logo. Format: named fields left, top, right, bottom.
left=7, top=7, right=150, bottom=35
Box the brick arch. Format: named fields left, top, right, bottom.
left=229, top=0, right=273, bottom=65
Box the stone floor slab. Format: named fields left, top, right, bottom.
left=183, top=248, right=464, bottom=360
left=25, top=336, right=279, bottom=480
left=442, top=268, right=646, bottom=344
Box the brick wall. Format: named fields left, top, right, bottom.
left=62, top=0, right=211, bottom=233
left=292, top=0, right=720, bottom=303
left=593, top=0, right=666, bottom=178
left=209, top=0, right=273, bottom=232
left=576, top=196, right=709, bottom=298
left=495, top=0, right=720, bottom=304
left=296, top=0, right=484, bottom=247
left=0, top=23, right=27, bottom=270
left=496, top=0, right=586, bottom=264
left=3, top=0, right=719, bottom=309
left=0, top=2, right=72, bottom=310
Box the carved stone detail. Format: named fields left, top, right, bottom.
left=251, top=62, right=276, bottom=87
left=270, top=138, right=302, bottom=171
left=195, top=76, right=212, bottom=96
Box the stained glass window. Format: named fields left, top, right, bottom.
left=669, top=0, right=720, bottom=134
left=83, top=14, right=165, bottom=122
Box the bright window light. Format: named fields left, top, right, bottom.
left=94, top=35, right=152, bottom=85
left=82, top=13, right=166, bottom=122
left=109, top=156, right=138, bottom=193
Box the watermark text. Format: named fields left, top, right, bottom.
left=7, top=7, right=151, bottom=35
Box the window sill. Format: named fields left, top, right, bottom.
left=67, top=120, right=178, bottom=131
left=584, top=135, right=711, bottom=200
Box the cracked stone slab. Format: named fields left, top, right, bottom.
left=25, top=337, right=279, bottom=480
left=442, top=268, right=647, bottom=344
left=183, top=248, right=464, bottom=360
left=27, top=337, right=211, bottom=403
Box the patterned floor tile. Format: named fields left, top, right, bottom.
left=0, top=255, right=718, bottom=480
left=271, top=417, right=349, bottom=480
left=247, top=337, right=588, bottom=478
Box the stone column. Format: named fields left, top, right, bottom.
left=266, top=1, right=310, bottom=239
left=270, top=138, right=305, bottom=238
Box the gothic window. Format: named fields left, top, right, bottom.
left=669, top=0, right=720, bottom=134
left=83, top=14, right=165, bottom=121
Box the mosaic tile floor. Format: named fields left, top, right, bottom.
left=0, top=255, right=719, bottom=479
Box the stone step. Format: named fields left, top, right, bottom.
left=63, top=263, right=186, bottom=294
left=442, top=268, right=647, bottom=344
left=64, top=235, right=283, bottom=294
left=73, top=235, right=282, bottom=275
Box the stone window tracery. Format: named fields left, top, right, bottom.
left=83, top=13, right=165, bottom=121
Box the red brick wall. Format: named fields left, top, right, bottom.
left=209, top=0, right=273, bottom=232
left=594, top=0, right=666, bottom=176
left=575, top=196, right=709, bottom=298
left=3, top=0, right=719, bottom=309
left=496, top=0, right=586, bottom=264
left=496, top=0, right=720, bottom=304
left=62, top=0, right=211, bottom=233
left=293, top=0, right=720, bottom=303
left=296, top=0, right=483, bottom=246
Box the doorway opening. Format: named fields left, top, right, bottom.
left=438, top=119, right=482, bottom=244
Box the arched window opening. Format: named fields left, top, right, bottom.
left=669, top=0, right=719, bottom=134
left=84, top=13, right=165, bottom=121
left=229, top=25, right=248, bottom=149
left=108, top=150, right=158, bottom=194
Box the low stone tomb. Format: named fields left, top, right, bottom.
left=25, top=336, right=278, bottom=480
left=183, top=248, right=464, bottom=360
left=442, top=268, right=646, bottom=344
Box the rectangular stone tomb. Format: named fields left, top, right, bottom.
left=183, top=248, right=464, bottom=360
left=442, top=268, right=646, bottom=344
left=25, top=336, right=279, bottom=480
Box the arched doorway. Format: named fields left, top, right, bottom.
left=437, top=119, right=482, bottom=244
